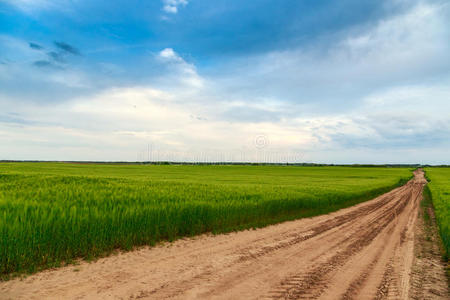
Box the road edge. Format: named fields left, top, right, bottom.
left=409, top=178, right=449, bottom=298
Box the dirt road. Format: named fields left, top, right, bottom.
left=1, top=169, right=448, bottom=299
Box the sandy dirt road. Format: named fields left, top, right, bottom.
left=1, top=169, right=448, bottom=299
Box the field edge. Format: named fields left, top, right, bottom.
left=1, top=172, right=413, bottom=281
left=421, top=169, right=450, bottom=287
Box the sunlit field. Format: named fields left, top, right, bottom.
left=0, top=163, right=412, bottom=277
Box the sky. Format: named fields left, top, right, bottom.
left=0, top=0, right=449, bottom=164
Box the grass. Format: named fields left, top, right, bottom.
left=418, top=179, right=449, bottom=289
left=0, top=162, right=412, bottom=278
left=424, top=168, right=450, bottom=264
left=421, top=185, right=433, bottom=234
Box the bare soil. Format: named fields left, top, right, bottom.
left=1, top=169, right=448, bottom=299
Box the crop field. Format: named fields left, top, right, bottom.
left=0, top=163, right=412, bottom=277
left=424, top=167, right=450, bottom=260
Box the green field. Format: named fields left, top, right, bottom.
left=0, top=163, right=412, bottom=277
left=424, top=168, right=450, bottom=261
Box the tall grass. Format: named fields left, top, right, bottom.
left=0, top=163, right=412, bottom=277
left=424, top=168, right=450, bottom=261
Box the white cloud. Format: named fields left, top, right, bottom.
left=157, top=48, right=204, bottom=88
left=0, top=85, right=313, bottom=162
left=162, top=0, right=188, bottom=14
left=3, top=73, right=448, bottom=163
left=158, top=48, right=183, bottom=62
left=1, top=78, right=449, bottom=163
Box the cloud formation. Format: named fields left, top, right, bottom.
left=157, top=48, right=204, bottom=88
left=54, top=41, right=81, bottom=56
left=0, top=0, right=449, bottom=163
left=28, top=41, right=81, bottom=69
left=29, top=42, right=44, bottom=50
left=213, top=1, right=450, bottom=110
left=162, top=0, right=188, bottom=14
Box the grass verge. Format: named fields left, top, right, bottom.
left=422, top=175, right=450, bottom=284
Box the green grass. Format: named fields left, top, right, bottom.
left=0, top=162, right=412, bottom=278
left=424, top=167, right=450, bottom=261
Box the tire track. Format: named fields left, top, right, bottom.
left=267, top=189, right=411, bottom=299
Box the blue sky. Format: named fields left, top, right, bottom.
left=0, top=0, right=449, bottom=163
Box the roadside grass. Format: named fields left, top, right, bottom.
left=411, top=181, right=450, bottom=295
left=424, top=168, right=450, bottom=281
left=0, top=163, right=412, bottom=279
